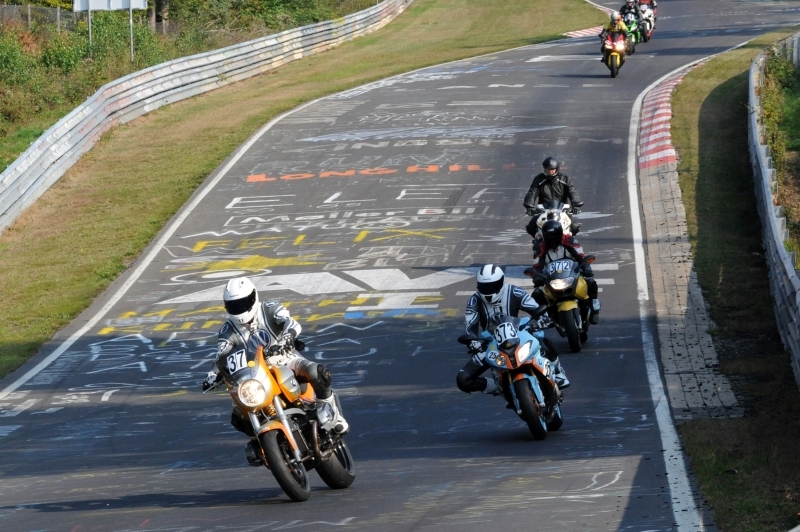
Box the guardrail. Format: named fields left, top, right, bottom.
left=748, top=31, right=800, bottom=389
left=0, top=0, right=413, bottom=231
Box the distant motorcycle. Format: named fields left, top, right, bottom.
left=526, top=255, right=596, bottom=353
left=204, top=338, right=355, bottom=502
left=603, top=31, right=627, bottom=77
left=622, top=13, right=640, bottom=53
left=458, top=314, right=563, bottom=440
left=639, top=4, right=655, bottom=42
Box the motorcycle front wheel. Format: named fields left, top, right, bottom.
left=514, top=379, right=548, bottom=440
left=560, top=309, right=582, bottom=352
left=316, top=439, right=356, bottom=489
left=610, top=55, right=619, bottom=78
left=261, top=430, right=311, bottom=502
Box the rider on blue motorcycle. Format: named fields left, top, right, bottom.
left=456, top=264, right=570, bottom=393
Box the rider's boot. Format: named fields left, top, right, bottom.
left=317, top=394, right=349, bottom=435
left=482, top=373, right=500, bottom=396
left=589, top=298, right=601, bottom=325
left=551, top=357, right=570, bottom=389
left=244, top=438, right=263, bottom=466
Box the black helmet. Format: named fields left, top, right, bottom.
left=542, top=219, right=563, bottom=249
left=542, top=157, right=559, bottom=176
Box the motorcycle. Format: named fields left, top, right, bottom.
left=204, top=336, right=355, bottom=502
left=639, top=4, right=655, bottom=42
left=458, top=314, right=563, bottom=440
left=531, top=200, right=577, bottom=239
left=622, top=13, right=640, bottom=53
left=525, top=255, right=596, bottom=353
left=603, top=32, right=627, bottom=78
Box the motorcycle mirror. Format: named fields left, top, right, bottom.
left=524, top=267, right=546, bottom=279
left=457, top=334, right=476, bottom=345
left=584, top=255, right=596, bottom=264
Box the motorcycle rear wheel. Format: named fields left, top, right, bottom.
left=261, top=430, right=311, bottom=502
left=316, top=439, right=356, bottom=489
left=560, top=309, right=582, bottom=353
left=513, top=379, right=548, bottom=440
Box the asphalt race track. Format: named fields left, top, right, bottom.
left=2, top=1, right=800, bottom=531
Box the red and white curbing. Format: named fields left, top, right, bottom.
left=636, top=67, right=743, bottom=422
left=564, top=26, right=604, bottom=38
left=638, top=75, right=685, bottom=169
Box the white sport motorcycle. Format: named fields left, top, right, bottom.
left=639, top=4, right=655, bottom=42
left=531, top=200, right=578, bottom=239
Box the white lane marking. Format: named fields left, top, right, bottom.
left=527, top=55, right=598, bottom=62
left=456, top=291, right=475, bottom=296
left=626, top=39, right=758, bottom=530
left=447, top=101, right=509, bottom=105
left=438, top=86, right=476, bottom=89
left=488, top=84, right=525, bottom=88
left=591, top=263, right=619, bottom=271
left=31, top=407, right=64, bottom=415
left=0, top=426, right=21, bottom=437
left=101, top=389, right=120, bottom=402
left=583, top=84, right=613, bottom=87
left=595, top=279, right=615, bottom=285
left=0, top=399, right=40, bottom=417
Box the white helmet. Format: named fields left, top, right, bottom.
left=223, top=277, right=259, bottom=324
left=476, top=264, right=505, bottom=305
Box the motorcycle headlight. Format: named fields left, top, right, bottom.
left=516, top=341, right=533, bottom=363
left=549, top=277, right=574, bottom=291
left=238, top=379, right=267, bottom=407
left=616, top=42, right=626, bottom=50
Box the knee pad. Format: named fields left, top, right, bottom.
left=456, top=371, right=486, bottom=393
left=317, top=364, right=332, bottom=388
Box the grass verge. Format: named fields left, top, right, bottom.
left=672, top=29, right=800, bottom=532
left=0, top=0, right=605, bottom=378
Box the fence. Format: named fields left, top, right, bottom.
left=0, top=4, right=85, bottom=31
left=0, top=0, right=413, bottom=232
left=748, top=31, right=800, bottom=390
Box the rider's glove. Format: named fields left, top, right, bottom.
left=279, top=331, right=296, bottom=347
left=537, top=315, right=554, bottom=329
left=468, top=340, right=484, bottom=354
left=202, top=371, right=221, bottom=391
left=571, top=206, right=581, bottom=215
left=526, top=208, right=536, bottom=216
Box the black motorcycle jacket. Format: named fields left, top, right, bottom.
left=216, top=300, right=301, bottom=360
left=523, top=172, right=583, bottom=211
left=465, top=284, right=541, bottom=337
left=620, top=3, right=639, bottom=17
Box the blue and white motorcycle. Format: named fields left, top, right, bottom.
left=458, top=314, right=563, bottom=440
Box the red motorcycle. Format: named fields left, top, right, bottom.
left=603, top=32, right=627, bottom=78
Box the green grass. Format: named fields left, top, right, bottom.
left=0, top=0, right=605, bottom=378
left=671, top=29, right=800, bottom=532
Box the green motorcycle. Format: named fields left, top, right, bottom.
left=622, top=13, right=640, bottom=54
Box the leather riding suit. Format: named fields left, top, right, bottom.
left=457, top=285, right=563, bottom=393
left=524, top=172, right=583, bottom=242
left=214, top=301, right=338, bottom=435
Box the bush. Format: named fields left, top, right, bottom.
left=41, top=32, right=86, bottom=73
left=0, top=32, right=32, bottom=85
